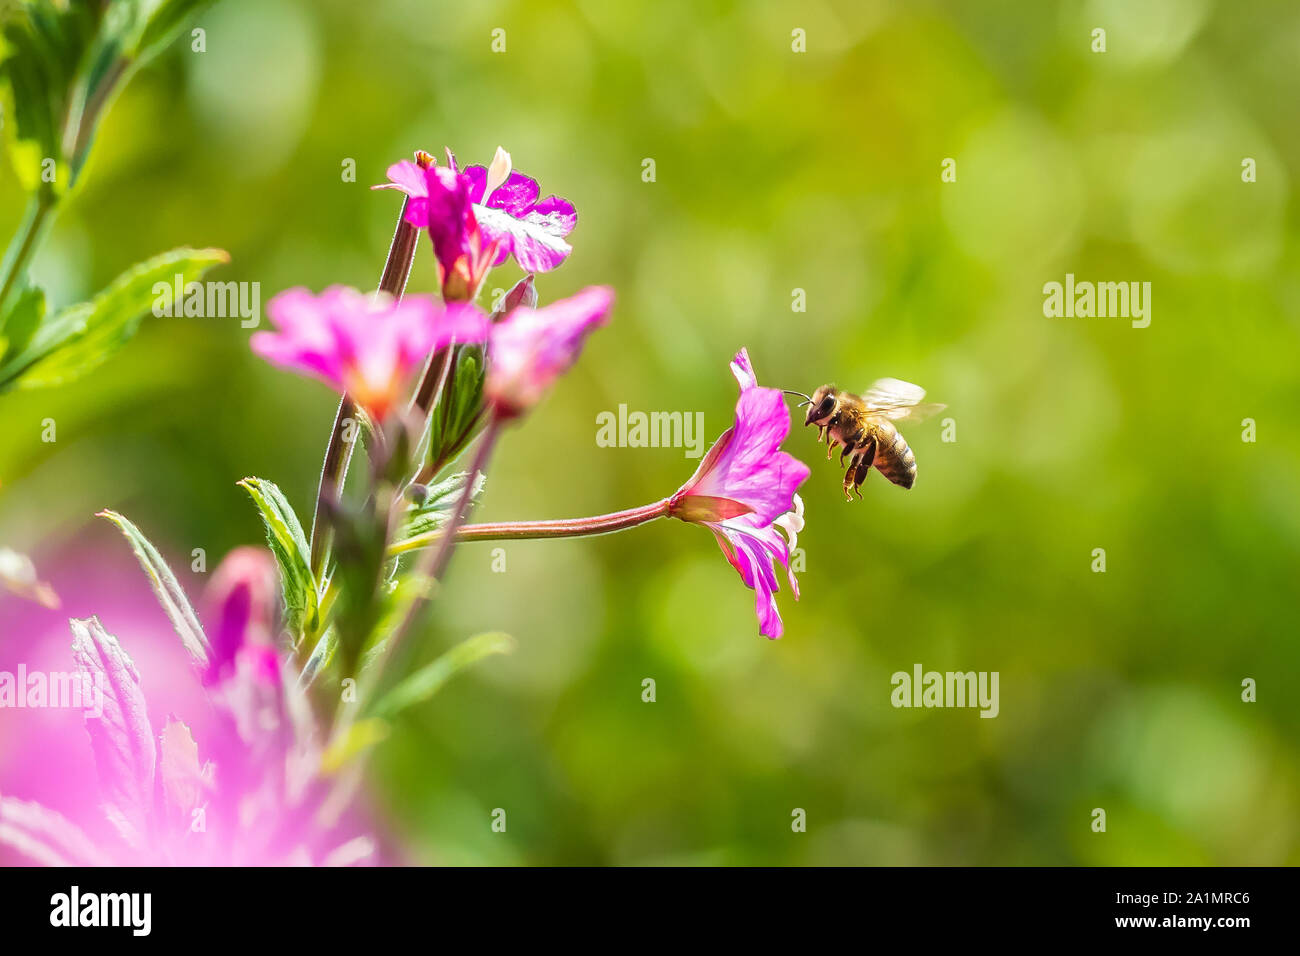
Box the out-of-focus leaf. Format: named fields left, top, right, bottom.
left=238, top=477, right=319, bottom=642
left=0, top=0, right=101, bottom=194
left=133, top=0, right=215, bottom=63
left=319, top=717, right=389, bottom=775
left=0, top=1, right=215, bottom=194
left=298, top=624, right=337, bottom=690
left=390, top=470, right=485, bottom=552
left=372, top=631, right=514, bottom=720
left=0, top=246, right=228, bottom=390
left=0, top=544, right=58, bottom=608
left=70, top=615, right=155, bottom=849
left=98, top=509, right=210, bottom=668
left=0, top=284, right=45, bottom=360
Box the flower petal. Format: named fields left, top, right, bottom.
left=486, top=286, right=613, bottom=417
left=254, top=287, right=486, bottom=421
left=474, top=202, right=575, bottom=273
left=710, top=518, right=792, bottom=639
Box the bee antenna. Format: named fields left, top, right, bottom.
left=781, top=389, right=812, bottom=406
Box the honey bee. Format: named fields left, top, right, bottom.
left=786, top=379, right=945, bottom=501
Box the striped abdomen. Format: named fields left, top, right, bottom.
left=870, top=419, right=917, bottom=489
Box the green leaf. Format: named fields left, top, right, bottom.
left=238, top=477, right=319, bottom=642
left=0, top=0, right=101, bottom=195
left=0, top=246, right=228, bottom=390
left=298, top=624, right=338, bottom=690
left=424, top=345, right=486, bottom=471
left=133, top=1, right=216, bottom=64
left=0, top=284, right=44, bottom=360
left=390, top=470, right=485, bottom=552
left=319, top=717, right=390, bottom=775
left=0, top=1, right=215, bottom=196
left=98, top=509, right=210, bottom=668
left=372, top=631, right=514, bottom=720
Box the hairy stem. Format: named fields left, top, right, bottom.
left=389, top=499, right=672, bottom=554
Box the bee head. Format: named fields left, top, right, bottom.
left=805, top=385, right=838, bottom=426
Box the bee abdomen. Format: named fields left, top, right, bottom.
left=873, top=429, right=917, bottom=489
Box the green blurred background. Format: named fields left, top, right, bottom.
left=2, top=0, right=1298, bottom=864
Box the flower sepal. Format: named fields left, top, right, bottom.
left=668, top=494, right=755, bottom=523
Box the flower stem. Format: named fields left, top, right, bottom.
left=389, top=499, right=672, bottom=554
left=308, top=192, right=423, bottom=580
left=418, top=418, right=501, bottom=582
left=0, top=193, right=55, bottom=318
left=346, top=418, right=502, bottom=732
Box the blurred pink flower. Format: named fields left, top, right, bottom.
left=377, top=147, right=576, bottom=279
left=0, top=550, right=377, bottom=866
left=669, top=349, right=810, bottom=639
left=484, top=285, right=614, bottom=419
left=251, top=286, right=487, bottom=421
left=203, top=546, right=277, bottom=687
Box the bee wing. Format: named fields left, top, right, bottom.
left=862, top=377, right=927, bottom=406
left=861, top=379, right=943, bottom=423
left=870, top=401, right=947, bottom=423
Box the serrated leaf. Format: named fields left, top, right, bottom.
left=389, top=470, right=485, bottom=552
left=98, top=509, right=210, bottom=668
left=238, top=477, right=319, bottom=642
left=372, top=631, right=514, bottom=720
left=0, top=246, right=228, bottom=390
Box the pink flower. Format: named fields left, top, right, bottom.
left=203, top=547, right=277, bottom=687
left=484, top=285, right=614, bottom=419
left=669, top=349, right=810, bottom=639
left=377, top=159, right=495, bottom=301
left=377, top=147, right=576, bottom=280
left=251, top=286, right=487, bottom=421
left=0, top=551, right=379, bottom=865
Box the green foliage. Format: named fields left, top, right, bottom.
left=238, top=477, right=319, bottom=644
left=391, top=470, right=484, bottom=552
left=97, top=509, right=210, bottom=668
left=424, top=345, right=485, bottom=472
left=327, top=496, right=391, bottom=681
left=2, top=0, right=1296, bottom=866
left=0, top=246, right=228, bottom=391
left=0, top=283, right=42, bottom=359
left=0, top=0, right=216, bottom=195
left=0, top=0, right=100, bottom=195
left=372, top=631, right=514, bottom=720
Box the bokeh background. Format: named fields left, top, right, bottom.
left=2, top=0, right=1298, bottom=865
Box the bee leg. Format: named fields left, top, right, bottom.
left=839, top=441, right=856, bottom=469
left=851, top=439, right=875, bottom=499
left=821, top=431, right=842, bottom=463
left=853, top=456, right=872, bottom=499
left=815, top=424, right=825, bottom=442
left=842, top=466, right=855, bottom=501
